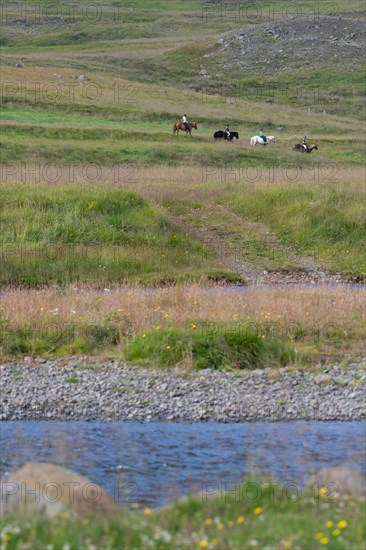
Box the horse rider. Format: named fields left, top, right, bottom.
left=225, top=125, right=231, bottom=140
left=259, top=128, right=267, bottom=144
left=182, top=114, right=190, bottom=132
left=302, top=135, right=308, bottom=151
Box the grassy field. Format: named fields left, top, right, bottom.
left=1, top=482, right=364, bottom=550
left=0, top=183, right=236, bottom=286
left=0, top=1, right=365, bottom=367
left=1, top=65, right=364, bottom=167
left=1, top=172, right=365, bottom=284
left=0, top=6, right=365, bottom=305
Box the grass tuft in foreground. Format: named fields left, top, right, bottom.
left=124, top=325, right=298, bottom=370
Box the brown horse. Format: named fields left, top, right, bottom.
left=293, top=144, right=318, bottom=153
left=173, top=121, right=198, bottom=135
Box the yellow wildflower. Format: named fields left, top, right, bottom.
left=155, top=326, right=161, bottom=331
left=82, top=518, right=89, bottom=525
left=199, top=541, right=208, bottom=549
left=332, top=529, right=341, bottom=537
left=216, top=523, right=224, bottom=530
left=315, top=532, right=324, bottom=540
left=320, top=537, right=329, bottom=545
left=338, top=520, right=348, bottom=529
left=319, top=487, right=328, bottom=497
left=325, top=521, right=333, bottom=528
left=227, top=521, right=234, bottom=528
left=1, top=534, right=11, bottom=542
left=166, top=345, right=171, bottom=350
left=237, top=516, right=244, bottom=524
left=254, top=506, right=263, bottom=515
left=205, top=518, right=213, bottom=526
left=283, top=541, right=292, bottom=549
left=143, top=507, right=152, bottom=515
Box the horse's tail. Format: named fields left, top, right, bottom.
left=250, top=137, right=254, bottom=146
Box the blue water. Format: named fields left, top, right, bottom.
left=1, top=421, right=365, bottom=507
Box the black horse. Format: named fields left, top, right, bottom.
left=214, top=130, right=239, bottom=141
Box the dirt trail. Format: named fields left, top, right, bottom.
left=169, top=203, right=346, bottom=285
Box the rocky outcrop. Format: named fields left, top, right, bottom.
left=209, top=17, right=365, bottom=75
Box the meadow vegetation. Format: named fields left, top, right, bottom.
left=1, top=482, right=364, bottom=550
left=0, top=184, right=232, bottom=286
left=0, top=285, right=364, bottom=363
left=0, top=0, right=365, bottom=367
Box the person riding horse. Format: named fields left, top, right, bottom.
left=225, top=125, right=231, bottom=141
left=182, top=114, right=190, bottom=132
left=302, top=135, right=308, bottom=151
left=259, top=128, right=267, bottom=144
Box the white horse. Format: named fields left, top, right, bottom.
left=250, top=135, right=276, bottom=146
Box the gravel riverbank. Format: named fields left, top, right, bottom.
left=1, top=358, right=365, bottom=422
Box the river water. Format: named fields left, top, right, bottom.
left=1, top=421, right=365, bottom=507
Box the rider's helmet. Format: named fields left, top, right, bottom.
left=260, top=128, right=263, bottom=131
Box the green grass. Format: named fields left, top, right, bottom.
left=124, top=325, right=299, bottom=369
left=228, top=184, right=366, bottom=276
left=1, top=481, right=364, bottom=549
left=0, top=317, right=123, bottom=357
left=1, top=119, right=363, bottom=168
left=0, top=184, right=236, bottom=286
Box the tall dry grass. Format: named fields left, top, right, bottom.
left=1, top=165, right=364, bottom=194
left=1, top=284, right=364, bottom=348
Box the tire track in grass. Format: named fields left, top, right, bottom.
left=166, top=202, right=346, bottom=285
